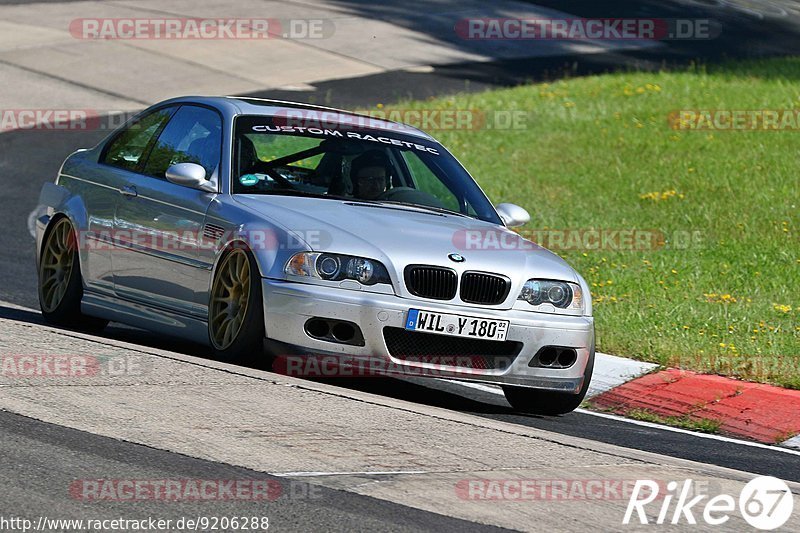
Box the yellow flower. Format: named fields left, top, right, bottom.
left=704, top=293, right=738, bottom=304
left=773, top=304, right=792, bottom=313
left=640, top=189, right=682, bottom=202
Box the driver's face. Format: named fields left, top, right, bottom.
left=355, top=166, right=387, bottom=200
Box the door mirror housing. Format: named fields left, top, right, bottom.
left=495, top=203, right=530, bottom=227
left=165, top=163, right=216, bottom=192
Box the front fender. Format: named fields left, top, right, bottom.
left=207, top=220, right=312, bottom=294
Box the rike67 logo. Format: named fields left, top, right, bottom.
left=624, top=476, right=794, bottom=530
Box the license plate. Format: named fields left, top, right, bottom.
left=405, top=309, right=509, bottom=341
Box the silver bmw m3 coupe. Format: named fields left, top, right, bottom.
left=35, top=96, right=594, bottom=414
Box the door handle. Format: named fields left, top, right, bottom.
left=120, top=185, right=138, bottom=198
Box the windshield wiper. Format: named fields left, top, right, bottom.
left=253, top=189, right=351, bottom=201
left=370, top=200, right=476, bottom=219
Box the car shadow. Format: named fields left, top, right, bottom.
left=0, top=303, right=217, bottom=361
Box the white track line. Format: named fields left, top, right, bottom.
left=441, top=380, right=800, bottom=456
left=273, top=470, right=429, bottom=477
left=574, top=409, right=800, bottom=456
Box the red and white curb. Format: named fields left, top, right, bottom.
left=588, top=354, right=800, bottom=449
left=446, top=352, right=800, bottom=450
left=591, top=367, right=800, bottom=447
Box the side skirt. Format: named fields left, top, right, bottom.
left=82, top=290, right=210, bottom=345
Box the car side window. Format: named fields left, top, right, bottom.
left=101, top=107, right=176, bottom=171
left=142, top=105, right=222, bottom=180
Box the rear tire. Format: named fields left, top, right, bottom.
left=38, top=217, right=108, bottom=333
left=502, top=347, right=594, bottom=415
left=209, top=246, right=265, bottom=364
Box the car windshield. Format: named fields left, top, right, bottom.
left=232, top=115, right=502, bottom=224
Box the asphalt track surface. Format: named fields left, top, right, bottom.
left=3, top=0, right=800, bottom=526
left=0, top=410, right=508, bottom=532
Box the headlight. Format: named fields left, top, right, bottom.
left=285, top=252, right=391, bottom=286
left=518, top=279, right=583, bottom=311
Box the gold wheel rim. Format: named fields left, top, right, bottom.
left=39, top=218, right=75, bottom=313
left=210, top=249, right=251, bottom=350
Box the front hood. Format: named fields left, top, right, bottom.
left=234, top=195, right=579, bottom=306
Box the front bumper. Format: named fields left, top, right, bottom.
left=262, top=279, right=594, bottom=393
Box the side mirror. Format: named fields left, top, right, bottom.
left=165, top=163, right=216, bottom=193
left=495, top=203, right=530, bottom=227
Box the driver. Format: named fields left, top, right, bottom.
left=350, top=150, right=391, bottom=200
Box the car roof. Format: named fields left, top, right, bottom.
left=160, top=95, right=434, bottom=141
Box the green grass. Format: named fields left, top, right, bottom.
left=361, top=57, right=800, bottom=389
left=620, top=408, right=722, bottom=435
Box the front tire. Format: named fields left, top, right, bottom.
left=502, top=348, right=594, bottom=415
left=38, top=217, right=108, bottom=332
left=209, top=246, right=265, bottom=363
